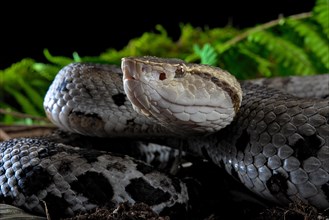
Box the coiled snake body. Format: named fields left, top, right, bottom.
left=0, top=56, right=328, bottom=218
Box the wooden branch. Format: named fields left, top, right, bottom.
left=0, top=129, right=11, bottom=141
left=219, top=12, right=312, bottom=52
left=0, top=125, right=57, bottom=141
left=0, top=108, right=50, bottom=122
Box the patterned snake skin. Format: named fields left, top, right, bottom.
left=0, top=58, right=328, bottom=219
left=0, top=138, right=188, bottom=219
left=196, top=82, right=329, bottom=209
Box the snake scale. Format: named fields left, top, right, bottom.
left=0, top=56, right=328, bottom=219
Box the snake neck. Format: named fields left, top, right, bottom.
left=189, top=82, right=329, bottom=209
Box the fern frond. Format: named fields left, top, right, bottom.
left=179, top=24, right=240, bottom=48
left=43, top=49, right=74, bottom=66
left=17, top=78, right=44, bottom=113
left=286, top=19, right=329, bottom=70
left=193, top=43, right=218, bottom=65
left=237, top=44, right=273, bottom=77
left=313, top=0, right=329, bottom=39
left=3, top=86, right=40, bottom=116
left=0, top=58, right=53, bottom=118
left=0, top=59, right=37, bottom=87
left=32, top=63, right=61, bottom=81
left=248, top=31, right=317, bottom=75
left=216, top=13, right=312, bottom=54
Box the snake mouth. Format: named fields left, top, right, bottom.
left=122, top=57, right=152, bottom=116
left=122, top=57, right=138, bottom=81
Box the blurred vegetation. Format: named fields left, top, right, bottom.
left=0, top=0, right=328, bottom=125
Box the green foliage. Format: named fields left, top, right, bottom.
left=313, top=0, right=329, bottom=39
left=100, top=25, right=178, bottom=64
left=247, top=30, right=317, bottom=75
left=0, top=0, right=328, bottom=124
left=193, top=43, right=218, bottom=66
left=0, top=59, right=53, bottom=115
left=286, top=19, right=329, bottom=70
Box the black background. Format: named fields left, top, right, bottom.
left=1, top=0, right=316, bottom=69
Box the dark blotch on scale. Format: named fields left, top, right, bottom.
left=78, top=149, right=104, bottom=163
left=135, top=161, right=154, bottom=175
left=71, top=171, right=114, bottom=205
left=291, top=134, right=322, bottom=161
left=57, top=160, right=73, bottom=175
left=43, top=194, right=71, bottom=219
left=125, top=177, right=171, bottom=205
left=160, top=203, right=187, bottom=220
left=69, top=111, right=102, bottom=120
left=65, top=147, right=104, bottom=163
left=321, top=183, right=329, bottom=202
left=236, top=130, right=250, bottom=151
left=68, top=111, right=105, bottom=130
left=266, top=173, right=288, bottom=195
left=20, top=166, right=53, bottom=196
left=112, top=93, right=126, bottom=106
left=126, top=119, right=135, bottom=126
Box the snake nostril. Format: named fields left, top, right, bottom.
left=159, top=72, right=167, bottom=81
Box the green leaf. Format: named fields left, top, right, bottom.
left=4, top=86, right=40, bottom=116
left=286, top=19, right=329, bottom=70
left=238, top=45, right=273, bottom=77
left=248, top=31, right=317, bottom=75
left=32, top=63, right=60, bottom=81
left=72, top=52, right=82, bottom=62
left=193, top=43, right=218, bottom=65
left=313, top=0, right=329, bottom=39
left=17, top=78, right=44, bottom=113
left=43, top=48, right=74, bottom=66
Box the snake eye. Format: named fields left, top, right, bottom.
left=159, top=72, right=167, bottom=80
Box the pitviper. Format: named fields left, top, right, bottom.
left=0, top=56, right=328, bottom=219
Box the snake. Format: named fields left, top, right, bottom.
left=0, top=56, right=328, bottom=219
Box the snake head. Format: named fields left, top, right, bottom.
left=122, top=56, right=242, bottom=135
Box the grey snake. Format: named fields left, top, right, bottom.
left=0, top=56, right=328, bottom=219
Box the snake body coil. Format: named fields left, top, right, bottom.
left=0, top=57, right=328, bottom=218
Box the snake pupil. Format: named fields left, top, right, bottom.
left=159, top=72, right=167, bottom=80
